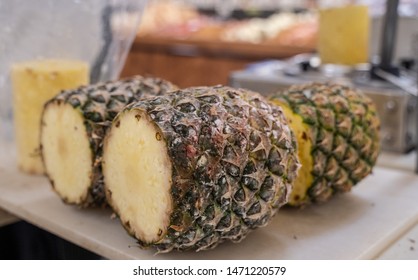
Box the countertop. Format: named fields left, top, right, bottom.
left=1, top=141, right=418, bottom=259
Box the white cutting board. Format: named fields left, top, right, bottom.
left=1, top=143, right=418, bottom=259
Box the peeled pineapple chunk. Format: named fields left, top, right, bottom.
left=12, top=59, right=88, bottom=174
left=41, top=102, right=92, bottom=204
left=103, top=86, right=299, bottom=252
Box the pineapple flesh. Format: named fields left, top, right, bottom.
left=41, top=76, right=178, bottom=207
left=270, top=83, right=380, bottom=206
left=102, top=86, right=299, bottom=252
left=11, top=59, right=89, bottom=174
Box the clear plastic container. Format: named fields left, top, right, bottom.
left=0, top=0, right=147, bottom=141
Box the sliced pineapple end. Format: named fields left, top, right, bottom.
left=103, top=109, right=173, bottom=244
left=274, top=101, right=314, bottom=206
left=41, top=101, right=93, bottom=205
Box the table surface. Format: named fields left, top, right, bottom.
left=1, top=142, right=418, bottom=260
left=377, top=222, right=418, bottom=259
left=377, top=150, right=416, bottom=174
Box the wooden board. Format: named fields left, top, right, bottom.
left=1, top=142, right=418, bottom=259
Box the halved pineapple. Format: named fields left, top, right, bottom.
left=102, top=86, right=299, bottom=252
left=270, top=83, right=380, bottom=206
left=278, top=104, right=314, bottom=205
left=103, top=110, right=173, bottom=244
left=41, top=102, right=92, bottom=204
left=40, top=76, right=178, bottom=207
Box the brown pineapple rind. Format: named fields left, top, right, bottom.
left=41, top=76, right=178, bottom=207
left=105, top=86, right=299, bottom=252
left=270, top=83, right=380, bottom=205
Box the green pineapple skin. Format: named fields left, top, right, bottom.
left=41, top=76, right=178, bottom=207
left=270, top=83, right=380, bottom=205
left=106, top=86, right=299, bottom=252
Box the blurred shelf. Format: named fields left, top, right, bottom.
left=121, top=35, right=314, bottom=88
left=1, top=141, right=418, bottom=259
left=131, top=35, right=315, bottom=60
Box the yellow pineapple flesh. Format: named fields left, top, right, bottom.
left=103, top=110, right=173, bottom=243
left=278, top=104, right=314, bottom=205
left=11, top=59, right=89, bottom=174
left=41, top=102, right=93, bottom=204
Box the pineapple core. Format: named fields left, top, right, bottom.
left=41, top=102, right=93, bottom=204
left=276, top=103, right=314, bottom=206
left=103, top=110, right=173, bottom=243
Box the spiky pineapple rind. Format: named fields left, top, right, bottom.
left=41, top=76, right=178, bottom=207
left=270, top=83, right=380, bottom=206
left=104, top=86, right=299, bottom=253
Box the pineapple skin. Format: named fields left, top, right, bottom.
left=107, top=86, right=299, bottom=252
left=11, top=60, right=89, bottom=174
left=270, top=83, right=380, bottom=206
left=41, top=76, right=178, bottom=207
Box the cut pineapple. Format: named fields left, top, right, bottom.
left=278, top=104, right=313, bottom=205
left=41, top=102, right=92, bottom=204
left=103, top=110, right=173, bottom=243
left=270, top=83, right=380, bottom=206
left=11, top=59, right=89, bottom=174
left=41, top=76, right=178, bottom=207
left=103, top=86, right=299, bottom=252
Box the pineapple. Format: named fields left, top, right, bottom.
left=102, top=86, right=299, bottom=252
left=11, top=59, right=89, bottom=174
left=40, top=76, right=178, bottom=207
left=270, top=83, right=380, bottom=206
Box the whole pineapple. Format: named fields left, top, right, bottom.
left=40, top=76, right=178, bottom=207
left=102, top=86, right=299, bottom=252
left=270, top=83, right=380, bottom=206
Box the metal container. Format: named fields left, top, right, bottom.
left=229, top=61, right=417, bottom=153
